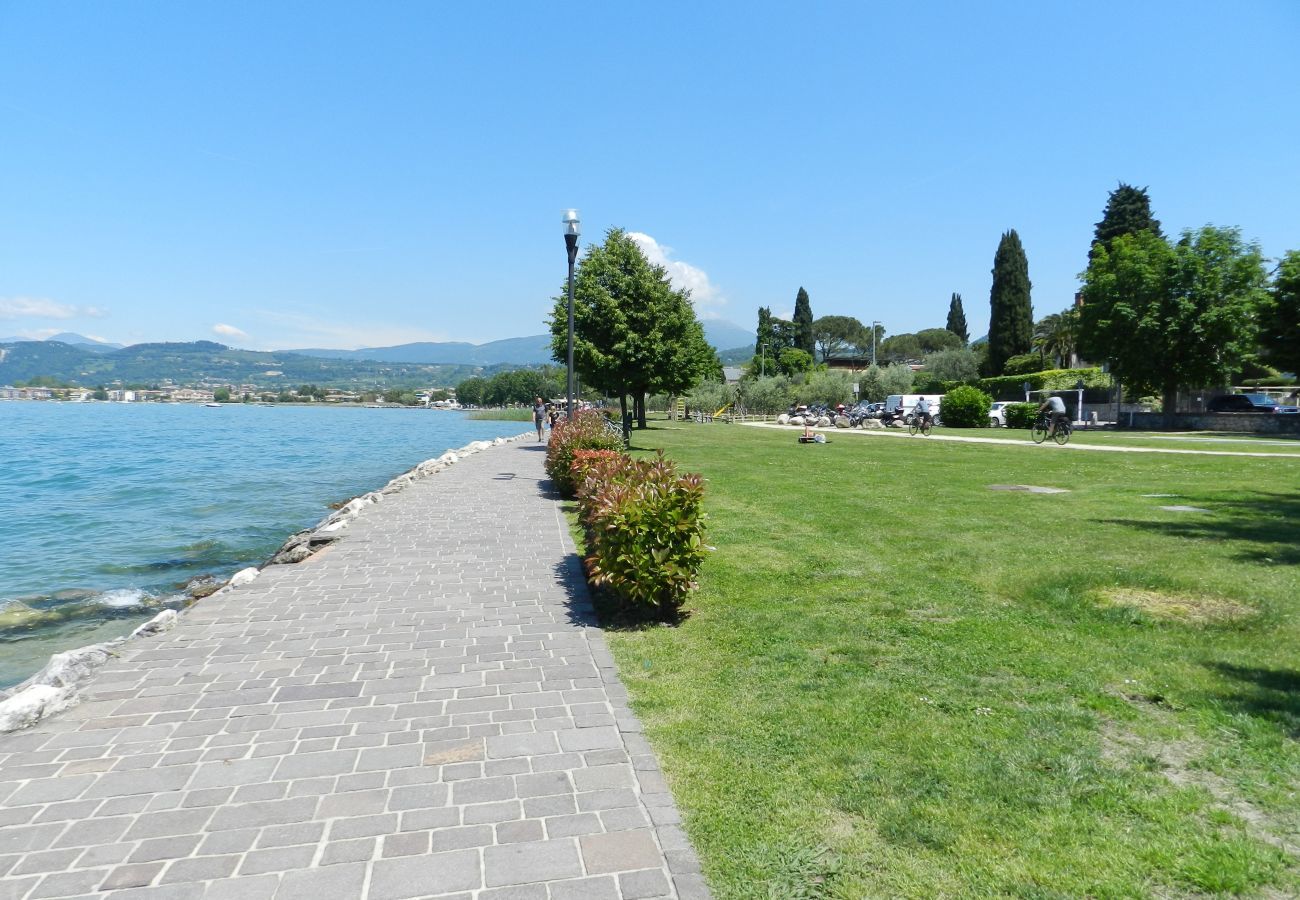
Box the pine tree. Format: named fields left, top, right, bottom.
left=945, top=293, right=968, bottom=343
left=986, top=230, right=1033, bottom=376
left=1091, top=183, right=1162, bottom=261
left=792, top=287, right=814, bottom=358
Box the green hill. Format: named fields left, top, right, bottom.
left=0, top=340, right=508, bottom=390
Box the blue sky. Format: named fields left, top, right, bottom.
left=2, top=1, right=1297, bottom=351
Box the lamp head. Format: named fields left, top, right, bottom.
left=562, top=209, right=580, bottom=237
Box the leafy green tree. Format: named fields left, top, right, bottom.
left=879, top=333, right=922, bottom=364
left=92, top=385, right=109, bottom=401
left=1003, top=352, right=1046, bottom=375
left=1091, top=183, right=1163, bottom=261
left=924, top=348, right=980, bottom=384
left=1259, top=250, right=1300, bottom=376
left=792, top=287, right=815, bottom=357
left=986, top=229, right=1034, bottom=376
left=213, top=387, right=231, bottom=402
left=455, top=376, right=488, bottom=406
left=812, top=315, right=867, bottom=361
left=879, top=363, right=915, bottom=395
left=549, top=228, right=713, bottom=428
left=736, top=375, right=793, bottom=413
left=879, top=329, right=961, bottom=364
left=945, top=293, right=969, bottom=343
left=778, top=347, right=813, bottom=376
left=1079, top=226, right=1269, bottom=423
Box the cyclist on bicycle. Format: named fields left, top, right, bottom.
left=913, top=396, right=933, bottom=429
left=1037, top=394, right=1069, bottom=439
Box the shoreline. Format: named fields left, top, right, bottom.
left=0, top=430, right=534, bottom=732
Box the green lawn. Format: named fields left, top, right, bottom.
left=608, top=423, right=1299, bottom=898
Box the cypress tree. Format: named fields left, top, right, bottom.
left=756, top=306, right=773, bottom=355
left=945, top=293, right=968, bottom=343
left=986, top=230, right=1033, bottom=376
left=792, top=287, right=814, bottom=357
left=1091, top=183, right=1162, bottom=261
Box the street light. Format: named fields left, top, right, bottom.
left=871, top=321, right=881, bottom=367
left=562, top=209, right=580, bottom=420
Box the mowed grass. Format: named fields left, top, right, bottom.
left=607, top=423, right=1299, bottom=898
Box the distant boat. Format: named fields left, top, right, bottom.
left=204, top=402, right=221, bottom=408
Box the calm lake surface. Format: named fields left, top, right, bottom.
left=0, top=403, right=529, bottom=688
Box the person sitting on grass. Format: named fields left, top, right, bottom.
left=1037, top=394, right=1069, bottom=438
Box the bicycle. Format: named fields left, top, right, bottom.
left=1031, top=414, right=1072, bottom=445
left=908, top=414, right=933, bottom=437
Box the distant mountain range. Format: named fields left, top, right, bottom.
left=0, top=319, right=757, bottom=389
left=0, top=332, right=124, bottom=352
left=282, top=319, right=755, bottom=366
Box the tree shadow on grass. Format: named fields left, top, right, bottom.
left=1205, top=662, right=1300, bottom=739
left=1096, top=490, right=1300, bottom=566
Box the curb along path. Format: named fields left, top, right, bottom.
left=0, top=442, right=708, bottom=900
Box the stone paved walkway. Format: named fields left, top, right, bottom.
left=0, top=441, right=708, bottom=900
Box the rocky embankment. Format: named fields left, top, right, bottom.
left=0, top=433, right=531, bottom=732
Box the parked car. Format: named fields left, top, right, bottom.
left=1208, top=393, right=1299, bottom=413
left=989, top=401, right=1013, bottom=427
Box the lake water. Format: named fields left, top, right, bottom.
left=0, top=403, right=529, bottom=688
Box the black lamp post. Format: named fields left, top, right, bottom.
left=563, top=209, right=580, bottom=420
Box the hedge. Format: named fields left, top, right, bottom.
left=977, top=367, right=1112, bottom=399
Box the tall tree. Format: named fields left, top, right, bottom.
left=549, top=228, right=713, bottom=428
left=1079, top=226, right=1268, bottom=425
left=756, top=307, right=773, bottom=356
left=811, top=315, right=867, bottom=361
left=1092, top=183, right=1163, bottom=261
left=945, top=292, right=969, bottom=343
left=792, top=287, right=815, bottom=357
left=986, top=229, right=1034, bottom=376
left=1258, top=250, right=1300, bottom=377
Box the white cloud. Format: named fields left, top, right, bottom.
left=212, top=323, right=248, bottom=339
left=0, top=297, right=103, bottom=320
left=626, top=233, right=726, bottom=319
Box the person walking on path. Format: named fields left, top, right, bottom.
left=533, top=395, right=547, bottom=441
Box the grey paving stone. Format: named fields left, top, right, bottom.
left=482, top=839, right=582, bottom=887
left=274, top=862, right=367, bottom=900
left=238, top=845, right=315, bottom=876
left=620, top=868, right=672, bottom=899
left=319, top=837, right=375, bottom=866
left=99, top=862, right=165, bottom=891
left=580, top=830, right=663, bottom=875
left=27, top=868, right=107, bottom=898
left=159, top=854, right=240, bottom=884
left=204, top=874, right=280, bottom=900
left=549, top=876, right=621, bottom=900
left=368, top=849, right=480, bottom=898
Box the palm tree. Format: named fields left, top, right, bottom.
left=1032, top=309, right=1080, bottom=369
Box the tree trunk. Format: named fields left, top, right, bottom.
left=1162, top=381, right=1178, bottom=430
left=635, top=392, right=647, bottom=429
left=618, top=394, right=631, bottom=447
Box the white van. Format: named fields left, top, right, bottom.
left=884, top=394, right=943, bottom=422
